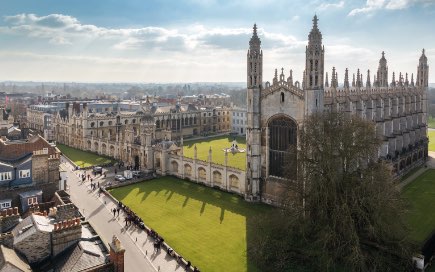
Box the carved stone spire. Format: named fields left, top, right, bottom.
left=249, top=24, right=261, bottom=52
left=391, top=72, right=396, bottom=87
left=377, top=51, right=388, bottom=87
left=356, top=69, right=361, bottom=87
left=305, top=14, right=324, bottom=89
left=331, top=67, right=337, bottom=88
left=273, top=68, right=278, bottom=84
left=247, top=23, right=262, bottom=89
left=411, top=73, right=415, bottom=86
left=366, top=69, right=371, bottom=87
left=352, top=73, right=355, bottom=87
left=344, top=68, right=349, bottom=88
left=287, top=69, right=293, bottom=86
left=331, top=67, right=338, bottom=88
left=325, top=72, right=329, bottom=87
left=405, top=73, right=409, bottom=86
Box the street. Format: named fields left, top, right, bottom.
left=61, top=157, right=180, bottom=272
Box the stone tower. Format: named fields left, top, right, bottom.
left=417, top=49, right=429, bottom=88
left=246, top=24, right=262, bottom=200
left=377, top=51, right=388, bottom=87
left=140, top=99, right=155, bottom=171
left=304, top=15, right=324, bottom=115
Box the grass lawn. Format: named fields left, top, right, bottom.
left=57, top=143, right=114, bottom=167
left=110, top=177, right=271, bottom=272
left=183, top=135, right=246, bottom=170
left=429, top=130, right=435, bottom=152
left=402, top=169, right=435, bottom=243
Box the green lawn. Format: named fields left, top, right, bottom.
left=183, top=136, right=246, bottom=170
left=429, top=130, right=435, bottom=152
left=402, top=169, right=435, bottom=243
left=110, top=177, right=270, bottom=272
left=57, top=143, right=114, bottom=167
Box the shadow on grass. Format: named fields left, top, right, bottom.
left=109, top=176, right=271, bottom=272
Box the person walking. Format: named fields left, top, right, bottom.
left=117, top=207, right=120, bottom=217
left=112, top=208, right=116, bottom=217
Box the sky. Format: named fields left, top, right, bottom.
left=0, top=0, right=434, bottom=83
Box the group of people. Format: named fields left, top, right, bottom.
left=118, top=202, right=145, bottom=228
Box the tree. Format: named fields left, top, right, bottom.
left=250, top=112, right=414, bottom=272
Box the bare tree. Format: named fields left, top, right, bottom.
left=250, top=112, right=414, bottom=272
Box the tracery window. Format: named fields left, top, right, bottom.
left=268, top=116, right=297, bottom=178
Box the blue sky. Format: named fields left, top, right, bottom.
left=0, top=0, right=434, bottom=83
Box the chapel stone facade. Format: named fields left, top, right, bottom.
left=245, top=16, right=429, bottom=203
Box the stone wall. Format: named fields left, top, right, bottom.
left=0, top=207, right=20, bottom=233
left=51, top=218, right=82, bottom=257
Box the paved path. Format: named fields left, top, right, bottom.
left=61, top=158, right=182, bottom=272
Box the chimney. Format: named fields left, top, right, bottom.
left=109, top=235, right=125, bottom=272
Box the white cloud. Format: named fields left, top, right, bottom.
left=1, top=13, right=305, bottom=52
left=318, top=1, right=345, bottom=10
left=348, top=0, right=433, bottom=16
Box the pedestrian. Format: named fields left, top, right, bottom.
left=117, top=208, right=120, bottom=217
left=113, top=208, right=116, bottom=217
left=97, top=181, right=100, bottom=188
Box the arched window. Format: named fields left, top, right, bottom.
left=124, top=120, right=128, bottom=125
left=268, top=116, right=297, bottom=178
left=90, top=122, right=95, bottom=128
left=100, top=121, right=104, bottom=126
left=280, top=92, right=284, bottom=103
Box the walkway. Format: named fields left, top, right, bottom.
left=62, top=157, right=182, bottom=272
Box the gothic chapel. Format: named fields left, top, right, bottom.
left=245, top=16, right=428, bottom=203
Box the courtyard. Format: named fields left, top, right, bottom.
left=57, top=143, right=115, bottom=167
left=109, top=176, right=270, bottom=272
left=402, top=169, right=435, bottom=243
left=183, top=135, right=246, bottom=170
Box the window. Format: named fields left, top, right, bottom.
left=90, top=122, right=95, bottom=128
left=27, top=197, right=38, bottom=205
left=19, top=169, right=30, bottom=179
left=124, top=120, right=128, bottom=124
left=0, top=201, right=11, bottom=209
left=100, top=121, right=104, bottom=126
left=0, top=172, right=12, bottom=181
left=281, top=92, right=285, bottom=103
left=109, top=121, right=113, bottom=126
left=132, top=119, right=136, bottom=124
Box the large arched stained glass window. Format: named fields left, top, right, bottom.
left=268, top=116, right=297, bottom=178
